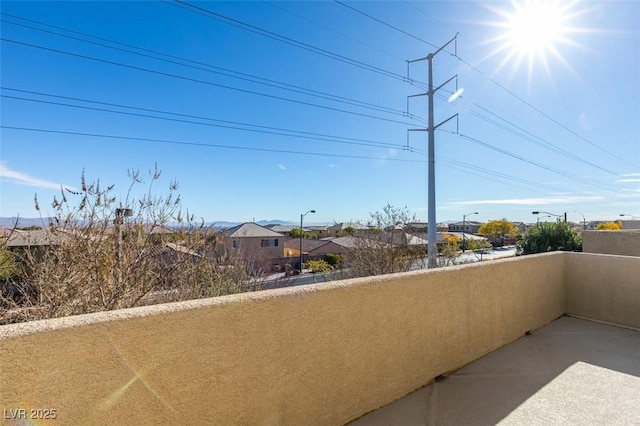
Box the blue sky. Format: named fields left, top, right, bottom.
left=1, top=0, right=638, bottom=225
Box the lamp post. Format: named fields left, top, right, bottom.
left=536, top=215, right=552, bottom=225
left=575, top=211, right=586, bottom=230
left=620, top=213, right=639, bottom=220
left=300, top=210, right=315, bottom=273
left=532, top=211, right=566, bottom=223
left=462, top=211, right=478, bottom=253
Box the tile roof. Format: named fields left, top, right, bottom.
left=4, top=229, right=70, bottom=247
left=267, top=225, right=299, bottom=233
left=329, top=222, right=370, bottom=231
left=284, top=239, right=328, bottom=252
left=220, top=222, right=284, bottom=238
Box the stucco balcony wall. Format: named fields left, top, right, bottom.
left=582, top=229, right=640, bottom=257
left=565, top=252, right=640, bottom=330
left=0, top=252, right=637, bottom=425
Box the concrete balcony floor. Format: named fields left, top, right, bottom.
left=349, top=316, right=640, bottom=425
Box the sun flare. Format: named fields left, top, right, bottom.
left=486, top=0, right=583, bottom=80
left=506, top=1, right=565, bottom=55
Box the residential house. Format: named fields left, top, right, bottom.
left=264, top=224, right=299, bottom=238
left=3, top=229, right=67, bottom=248
left=307, top=226, right=330, bottom=239
left=283, top=238, right=356, bottom=269
left=283, top=239, right=328, bottom=258
left=382, top=232, right=428, bottom=248
left=448, top=221, right=483, bottom=234
left=328, top=222, right=370, bottom=237
left=3, top=229, right=71, bottom=262
left=309, top=237, right=357, bottom=255
left=219, top=222, right=284, bottom=268
left=511, top=221, right=529, bottom=234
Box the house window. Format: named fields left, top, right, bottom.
left=232, top=240, right=239, bottom=249
left=261, top=238, right=278, bottom=247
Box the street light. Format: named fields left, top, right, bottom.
left=574, top=211, right=586, bottom=230
left=462, top=211, right=478, bottom=253
left=300, top=210, right=315, bottom=273
left=620, top=213, right=639, bottom=220
left=536, top=215, right=552, bottom=225
left=532, top=211, right=566, bottom=223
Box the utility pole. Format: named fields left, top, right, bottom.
left=407, top=35, right=459, bottom=268
left=462, top=211, right=478, bottom=253
left=299, top=210, right=315, bottom=273
left=115, top=207, right=132, bottom=293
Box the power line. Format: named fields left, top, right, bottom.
left=335, top=1, right=439, bottom=50
left=1, top=126, right=428, bottom=163
left=265, top=1, right=410, bottom=64
left=166, top=0, right=412, bottom=84
left=1, top=89, right=415, bottom=151
left=331, top=2, right=637, bottom=170
left=1, top=37, right=419, bottom=127
left=438, top=161, right=553, bottom=197
left=447, top=131, right=619, bottom=193
left=1, top=13, right=416, bottom=119
left=439, top=155, right=569, bottom=194
left=402, top=1, right=459, bottom=37
left=435, top=92, right=620, bottom=176
left=452, top=55, right=638, bottom=169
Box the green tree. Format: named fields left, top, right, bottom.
left=323, top=253, right=342, bottom=266
left=517, top=222, right=582, bottom=255
left=465, top=238, right=493, bottom=252
left=290, top=227, right=317, bottom=239
left=478, top=219, right=518, bottom=246
left=437, top=234, right=461, bottom=266
left=0, top=244, right=19, bottom=282
left=343, top=226, right=356, bottom=236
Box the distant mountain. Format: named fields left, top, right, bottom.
left=1, top=217, right=324, bottom=230
left=256, top=219, right=297, bottom=226
left=0, top=217, right=54, bottom=229
left=206, top=220, right=297, bottom=229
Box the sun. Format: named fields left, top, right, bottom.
left=506, top=1, right=565, bottom=55
left=485, top=0, right=581, bottom=79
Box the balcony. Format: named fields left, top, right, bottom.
left=0, top=250, right=638, bottom=425
left=351, top=316, right=640, bottom=425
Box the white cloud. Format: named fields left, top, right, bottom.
left=0, top=162, right=76, bottom=191
left=327, top=164, right=339, bottom=169
left=620, top=173, right=640, bottom=177
left=616, top=179, right=640, bottom=183
left=277, top=164, right=286, bottom=170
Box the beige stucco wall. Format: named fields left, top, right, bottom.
left=582, top=230, right=640, bottom=257
left=0, top=253, right=566, bottom=425
left=564, top=252, right=640, bottom=330
left=231, top=236, right=283, bottom=264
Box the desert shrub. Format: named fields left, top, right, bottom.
left=323, top=253, right=342, bottom=266
left=343, top=203, right=423, bottom=277
left=304, top=259, right=332, bottom=273
left=517, top=222, right=582, bottom=255
left=7, top=166, right=256, bottom=322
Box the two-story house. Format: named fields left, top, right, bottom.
left=219, top=222, right=284, bottom=269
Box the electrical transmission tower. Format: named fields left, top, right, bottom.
left=407, top=35, right=459, bottom=268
